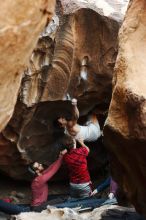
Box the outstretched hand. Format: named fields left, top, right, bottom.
left=59, top=149, right=67, bottom=157
left=91, top=189, right=98, bottom=196
left=71, top=98, right=77, bottom=106
left=108, top=192, right=115, bottom=200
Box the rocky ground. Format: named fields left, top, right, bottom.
left=12, top=205, right=145, bottom=220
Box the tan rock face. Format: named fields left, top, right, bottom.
left=20, top=16, right=59, bottom=106
left=41, top=8, right=119, bottom=113
left=61, top=0, right=129, bottom=22
left=0, top=0, right=145, bottom=217
left=104, top=0, right=146, bottom=216
left=0, top=0, right=55, bottom=131
left=41, top=14, right=74, bottom=101
left=67, top=8, right=119, bottom=114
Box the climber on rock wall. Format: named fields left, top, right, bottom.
left=57, top=98, right=102, bottom=142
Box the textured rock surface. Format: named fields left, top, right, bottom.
left=20, top=15, right=59, bottom=106
left=0, top=0, right=146, bottom=217
left=0, top=5, right=119, bottom=179
left=41, top=14, right=74, bottom=101
left=41, top=8, right=119, bottom=111
left=104, top=0, right=146, bottom=217
left=67, top=8, right=119, bottom=115
left=13, top=205, right=145, bottom=220
left=20, top=3, right=120, bottom=108
left=61, top=0, right=129, bottom=22
left=0, top=0, right=55, bottom=131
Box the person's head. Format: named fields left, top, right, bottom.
left=57, top=117, right=67, bottom=128
left=57, top=112, right=77, bottom=128
left=61, top=135, right=76, bottom=151
left=28, top=162, right=45, bottom=176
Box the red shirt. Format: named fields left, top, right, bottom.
left=63, top=146, right=91, bottom=184
left=31, top=157, right=63, bottom=206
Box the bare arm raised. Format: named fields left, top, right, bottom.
left=72, top=98, right=79, bottom=119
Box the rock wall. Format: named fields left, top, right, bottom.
left=1, top=0, right=146, bottom=217
left=20, top=16, right=59, bottom=106
left=41, top=14, right=74, bottom=101
left=1, top=99, right=108, bottom=180
left=20, top=4, right=120, bottom=108
left=0, top=0, right=55, bottom=131
left=61, top=0, right=129, bottom=22
left=67, top=8, right=119, bottom=115
left=104, top=0, right=146, bottom=217
left=0, top=0, right=146, bottom=217
left=0, top=5, right=119, bottom=179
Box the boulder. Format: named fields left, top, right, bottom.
left=0, top=0, right=55, bottom=131
left=61, top=0, right=129, bottom=22
left=104, top=0, right=146, bottom=217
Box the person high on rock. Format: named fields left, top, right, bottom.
left=57, top=98, right=101, bottom=142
